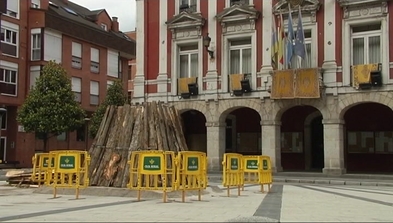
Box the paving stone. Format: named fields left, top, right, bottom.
left=314, top=180, right=330, bottom=184
left=330, top=180, right=346, bottom=185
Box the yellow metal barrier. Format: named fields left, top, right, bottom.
left=175, top=151, right=208, bottom=202
left=31, top=153, right=54, bottom=186
left=242, top=155, right=273, bottom=193
left=222, top=153, right=244, bottom=197
left=127, top=150, right=176, bottom=203
left=47, top=150, right=90, bottom=199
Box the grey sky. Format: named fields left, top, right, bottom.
left=71, top=0, right=137, bottom=32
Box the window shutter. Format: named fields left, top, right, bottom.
left=72, top=77, right=81, bottom=92
left=107, top=50, right=119, bottom=77
left=90, top=81, right=99, bottom=95
left=72, top=42, right=82, bottom=57
left=7, top=0, right=18, bottom=12
left=91, top=48, right=99, bottom=62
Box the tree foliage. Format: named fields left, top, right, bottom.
left=89, top=79, right=127, bottom=138
left=17, top=61, right=86, bottom=151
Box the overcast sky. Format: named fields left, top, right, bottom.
left=71, top=0, right=137, bottom=32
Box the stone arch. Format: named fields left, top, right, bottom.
left=338, top=92, right=393, bottom=119
left=172, top=101, right=209, bottom=121
left=217, top=99, right=262, bottom=123
left=273, top=99, right=326, bottom=121
left=304, top=110, right=323, bottom=126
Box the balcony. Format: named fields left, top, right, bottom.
left=270, top=68, right=322, bottom=99
left=177, top=77, right=198, bottom=99
left=229, top=73, right=252, bottom=96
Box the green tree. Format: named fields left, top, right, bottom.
left=17, top=61, right=86, bottom=152
left=89, top=79, right=127, bottom=138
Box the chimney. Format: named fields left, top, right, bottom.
left=112, top=17, right=119, bottom=32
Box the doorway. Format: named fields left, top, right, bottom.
left=310, top=116, right=324, bottom=170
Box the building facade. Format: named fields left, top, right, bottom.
left=125, top=30, right=137, bottom=101
left=0, top=0, right=135, bottom=167
left=135, top=0, right=393, bottom=174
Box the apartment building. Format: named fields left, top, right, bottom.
left=0, top=0, right=136, bottom=167
left=125, top=30, right=136, bottom=101
left=134, top=0, right=393, bottom=174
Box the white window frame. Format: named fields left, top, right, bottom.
left=72, top=77, right=82, bottom=102
left=90, top=81, right=100, bottom=105
left=5, top=0, right=19, bottom=19
left=29, top=65, right=40, bottom=90
left=179, top=45, right=199, bottom=78
left=171, top=38, right=203, bottom=95
left=175, top=0, right=200, bottom=14
left=342, top=17, right=389, bottom=85
left=90, top=47, right=100, bottom=73
left=1, top=23, right=19, bottom=58
left=1, top=112, right=6, bottom=130
left=72, top=42, right=82, bottom=69
left=31, top=33, right=41, bottom=61
left=229, top=39, right=252, bottom=75
left=101, top=23, right=107, bottom=31
left=0, top=137, right=6, bottom=162
left=350, top=27, right=381, bottom=65
left=0, top=64, right=18, bottom=97
left=31, top=0, right=40, bottom=8
left=226, top=0, right=253, bottom=7
left=222, top=32, right=257, bottom=93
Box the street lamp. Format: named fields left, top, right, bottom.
left=203, top=33, right=214, bottom=59
left=84, top=118, right=90, bottom=151
left=0, top=107, right=6, bottom=161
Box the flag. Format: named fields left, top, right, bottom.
left=271, top=14, right=278, bottom=69
left=294, top=6, right=306, bottom=60
left=277, top=12, right=285, bottom=69
left=286, top=5, right=295, bottom=69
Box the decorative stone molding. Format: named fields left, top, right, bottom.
left=216, top=4, right=260, bottom=34
left=338, top=0, right=390, bottom=19
left=273, top=0, right=321, bottom=23
left=206, top=121, right=226, bottom=127
left=166, top=12, right=206, bottom=40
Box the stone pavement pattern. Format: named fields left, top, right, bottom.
left=0, top=181, right=393, bottom=222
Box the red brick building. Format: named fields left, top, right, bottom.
left=0, top=0, right=135, bottom=167
left=125, top=30, right=137, bottom=101
left=135, top=0, right=393, bottom=174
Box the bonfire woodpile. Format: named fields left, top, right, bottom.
left=88, top=102, right=189, bottom=188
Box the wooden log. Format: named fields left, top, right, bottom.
left=142, top=103, right=148, bottom=150
left=148, top=101, right=158, bottom=150
left=156, top=103, right=167, bottom=151
left=88, top=106, right=116, bottom=182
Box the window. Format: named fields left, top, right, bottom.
left=128, top=65, right=132, bottom=80
left=179, top=0, right=197, bottom=13
left=179, top=44, right=198, bottom=78
left=76, top=125, right=86, bottom=141
left=30, top=66, right=41, bottom=89
left=229, top=39, right=251, bottom=75
left=6, top=0, right=18, bottom=18
left=347, top=131, right=393, bottom=154
left=107, top=50, right=119, bottom=77
left=1, top=112, right=6, bottom=130
left=72, top=42, right=82, bottom=68
left=71, top=77, right=82, bottom=102
left=351, top=24, right=381, bottom=65
left=0, top=68, right=17, bottom=96
left=118, top=60, right=123, bottom=78
left=101, top=23, right=107, bottom=31
left=31, top=0, right=40, bottom=8
left=127, top=91, right=132, bottom=102
left=230, top=0, right=249, bottom=6
left=90, top=47, right=99, bottom=73
left=0, top=137, right=6, bottom=162
left=1, top=28, right=18, bottom=57
left=32, top=34, right=41, bottom=61
left=57, top=132, right=66, bottom=141
left=107, top=80, right=114, bottom=89
left=90, top=81, right=99, bottom=105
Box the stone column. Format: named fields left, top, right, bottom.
left=322, top=119, right=346, bottom=175
left=206, top=121, right=226, bottom=172
left=261, top=120, right=282, bottom=172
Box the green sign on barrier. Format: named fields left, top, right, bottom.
left=143, top=156, right=161, bottom=171
left=59, top=156, right=75, bottom=169
left=42, top=157, right=55, bottom=168
left=246, top=160, right=258, bottom=170
left=187, top=157, right=199, bottom=171
left=230, top=158, right=238, bottom=170
left=262, top=159, right=268, bottom=170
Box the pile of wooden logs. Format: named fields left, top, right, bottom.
left=88, top=102, right=189, bottom=188
left=4, top=170, right=36, bottom=187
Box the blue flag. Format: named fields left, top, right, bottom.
left=286, top=6, right=294, bottom=69
left=294, top=7, right=306, bottom=59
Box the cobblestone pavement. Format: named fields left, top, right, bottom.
left=0, top=181, right=392, bottom=222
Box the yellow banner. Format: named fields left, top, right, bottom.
left=271, top=70, right=295, bottom=99
left=352, top=63, right=378, bottom=89
left=295, top=68, right=320, bottom=98
left=178, top=77, right=197, bottom=94
left=229, top=74, right=244, bottom=91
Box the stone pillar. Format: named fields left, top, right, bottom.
left=206, top=121, right=226, bottom=172
left=322, top=119, right=346, bottom=175
left=261, top=120, right=282, bottom=172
